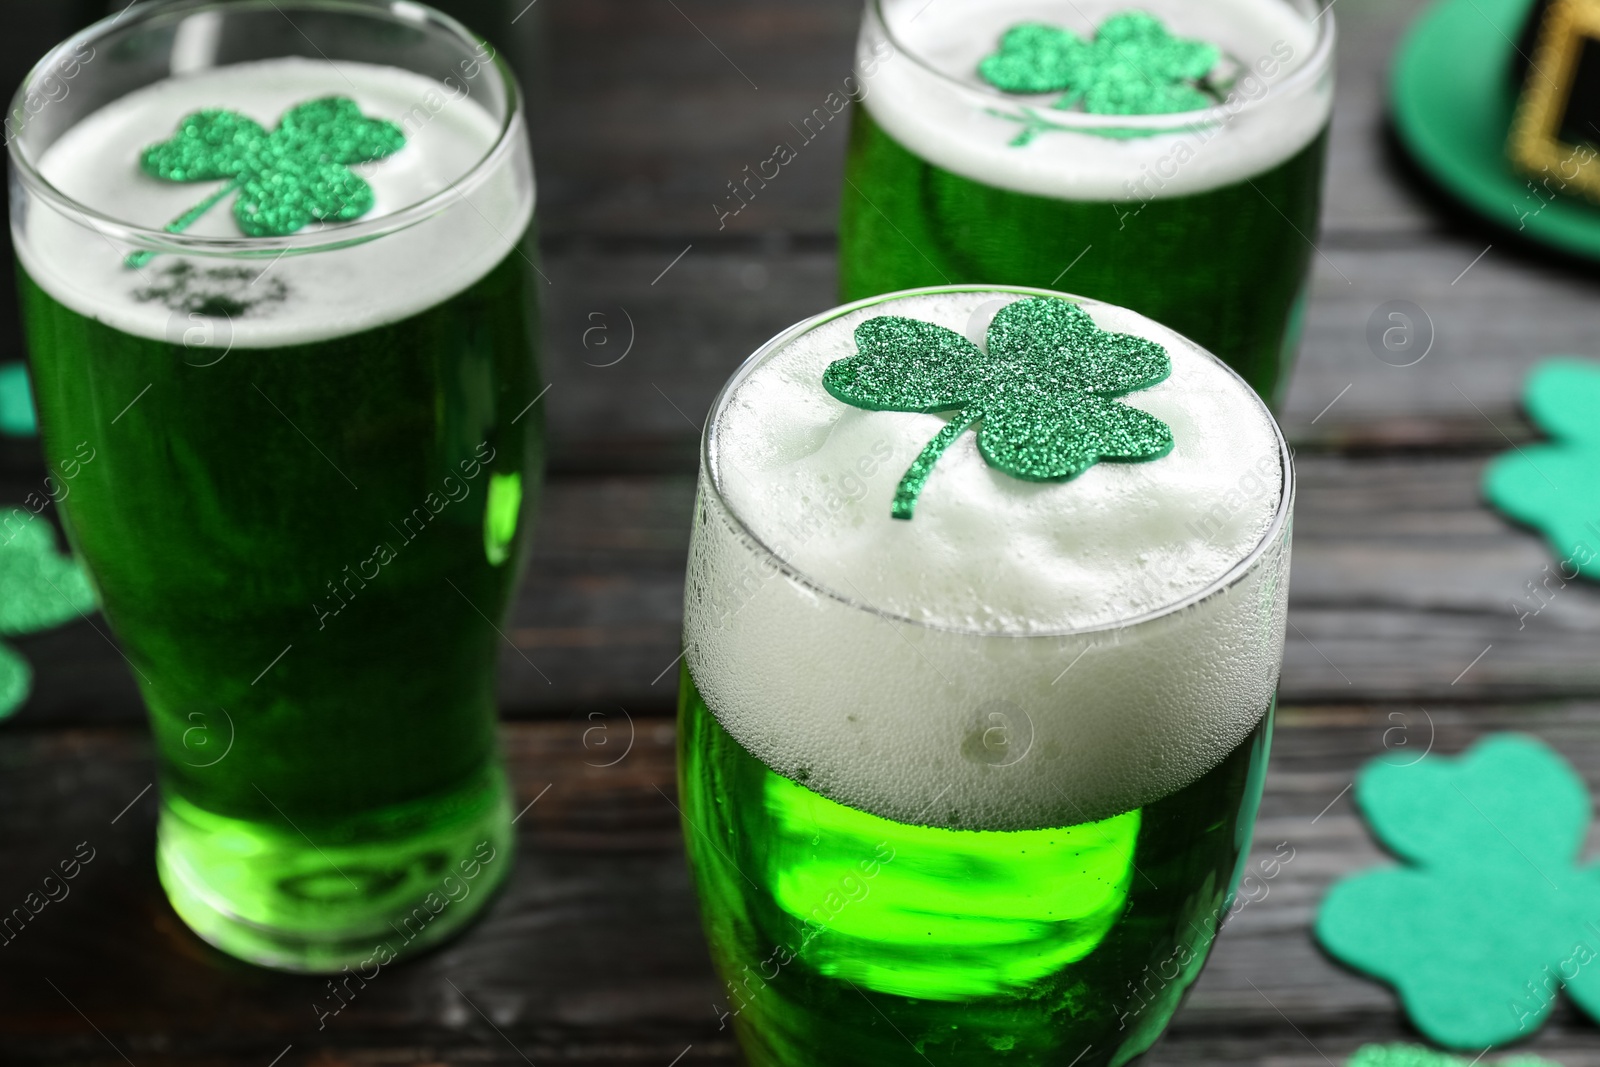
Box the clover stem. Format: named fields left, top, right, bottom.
left=124, top=178, right=242, bottom=270
left=891, top=408, right=982, bottom=521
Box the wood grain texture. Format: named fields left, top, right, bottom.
left=535, top=237, right=1600, bottom=464
left=1279, top=239, right=1600, bottom=445
left=538, top=232, right=1600, bottom=465
left=526, top=0, right=860, bottom=241
left=5, top=706, right=1600, bottom=1065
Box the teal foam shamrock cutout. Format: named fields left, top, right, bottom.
left=1315, top=734, right=1600, bottom=1049
left=1484, top=359, right=1600, bottom=580
left=1348, top=1046, right=1563, bottom=1067
left=0, top=362, right=36, bottom=437
left=0, top=508, right=96, bottom=719
left=978, top=12, right=1221, bottom=116
left=822, top=297, right=1172, bottom=520
left=130, top=96, right=406, bottom=266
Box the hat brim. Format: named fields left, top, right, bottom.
left=1392, top=0, right=1600, bottom=259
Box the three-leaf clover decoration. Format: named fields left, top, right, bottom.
left=0, top=362, right=35, bottom=438
left=1484, top=359, right=1600, bottom=581
left=130, top=96, right=406, bottom=266
left=978, top=12, right=1222, bottom=116
left=0, top=509, right=96, bottom=719
left=822, top=297, right=1173, bottom=520
left=1315, top=734, right=1600, bottom=1048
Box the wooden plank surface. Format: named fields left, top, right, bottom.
left=5, top=0, right=1600, bottom=1062
left=7, top=706, right=1600, bottom=1065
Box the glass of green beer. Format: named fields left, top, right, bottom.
left=8, top=0, right=541, bottom=971
left=679, top=285, right=1292, bottom=1064
left=841, top=0, right=1334, bottom=404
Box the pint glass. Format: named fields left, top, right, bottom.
left=8, top=0, right=542, bottom=971
left=679, top=285, right=1292, bottom=1064
left=840, top=0, right=1334, bottom=404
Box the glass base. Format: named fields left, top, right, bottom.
left=156, top=768, right=514, bottom=973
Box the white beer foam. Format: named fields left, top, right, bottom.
left=685, top=288, right=1291, bottom=830
left=715, top=291, right=1281, bottom=631
left=860, top=0, right=1332, bottom=200
left=15, top=57, right=533, bottom=348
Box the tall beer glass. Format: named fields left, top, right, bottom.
left=679, top=285, right=1292, bottom=1064
left=8, top=0, right=541, bottom=971
left=840, top=0, right=1334, bottom=404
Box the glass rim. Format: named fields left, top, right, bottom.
left=6, top=0, right=524, bottom=260
left=867, top=0, right=1336, bottom=133
left=701, top=283, right=1296, bottom=640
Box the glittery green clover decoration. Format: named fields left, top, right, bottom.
left=822, top=297, right=1173, bottom=520
left=1348, top=1046, right=1563, bottom=1067
left=978, top=12, right=1222, bottom=116
left=1315, top=734, right=1600, bottom=1049
left=0, top=509, right=97, bottom=719
left=1484, top=359, right=1600, bottom=581
left=130, top=96, right=406, bottom=267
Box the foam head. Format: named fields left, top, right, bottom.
left=684, top=286, right=1293, bottom=830
left=13, top=55, right=533, bottom=348
left=858, top=0, right=1334, bottom=200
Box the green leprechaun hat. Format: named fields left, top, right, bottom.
left=1393, top=0, right=1600, bottom=258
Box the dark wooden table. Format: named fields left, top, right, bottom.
left=6, top=0, right=1600, bottom=1062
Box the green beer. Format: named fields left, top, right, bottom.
left=9, top=1, right=540, bottom=971
left=679, top=286, right=1294, bottom=1064
left=840, top=0, right=1334, bottom=403
left=680, top=677, right=1272, bottom=1065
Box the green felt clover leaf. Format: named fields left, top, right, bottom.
left=1315, top=734, right=1600, bottom=1049
left=1484, top=359, right=1600, bottom=581
left=131, top=96, right=406, bottom=265
left=822, top=297, right=1172, bottom=520
left=0, top=508, right=96, bottom=719
left=978, top=12, right=1221, bottom=116
left=0, top=362, right=36, bottom=438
